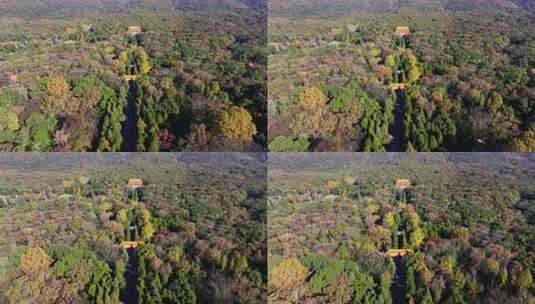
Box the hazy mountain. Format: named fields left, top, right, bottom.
left=512, top=0, right=535, bottom=10
left=269, top=0, right=535, bottom=17
left=0, top=153, right=265, bottom=172
left=268, top=153, right=534, bottom=173
left=132, top=0, right=266, bottom=11
left=0, top=0, right=265, bottom=18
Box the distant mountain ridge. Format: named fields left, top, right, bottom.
left=0, top=153, right=265, bottom=172
left=132, top=0, right=266, bottom=11
left=268, top=153, right=534, bottom=174
left=269, top=0, right=535, bottom=16
left=511, top=0, right=535, bottom=10
left=0, top=0, right=266, bottom=18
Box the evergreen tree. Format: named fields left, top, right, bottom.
left=354, top=271, right=377, bottom=304
left=421, top=288, right=434, bottom=304
left=407, top=266, right=416, bottom=298
left=400, top=233, right=408, bottom=249
left=136, top=118, right=147, bottom=151
left=148, top=126, right=160, bottom=152
left=231, top=253, right=248, bottom=274
left=379, top=271, right=393, bottom=304
left=498, top=268, right=508, bottom=287
left=166, top=270, right=197, bottom=304
left=89, top=261, right=114, bottom=304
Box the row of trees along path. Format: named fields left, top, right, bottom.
left=389, top=190, right=415, bottom=303
left=121, top=45, right=151, bottom=152
left=121, top=79, right=138, bottom=152
left=389, top=88, right=406, bottom=152
left=121, top=245, right=139, bottom=304
left=392, top=255, right=408, bottom=304
left=387, top=31, right=417, bottom=152
left=119, top=189, right=152, bottom=304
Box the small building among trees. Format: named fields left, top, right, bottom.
left=127, top=179, right=144, bottom=189
left=395, top=178, right=411, bottom=190
left=127, top=26, right=142, bottom=36
left=395, top=26, right=411, bottom=37
left=65, top=27, right=77, bottom=35
left=386, top=249, right=412, bottom=257
left=120, top=241, right=140, bottom=248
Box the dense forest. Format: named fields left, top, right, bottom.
left=0, top=153, right=267, bottom=303
left=0, top=1, right=266, bottom=151
left=268, top=0, right=535, bottom=152
left=268, top=153, right=534, bottom=303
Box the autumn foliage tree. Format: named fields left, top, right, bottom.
left=217, top=106, right=257, bottom=140
left=511, top=130, right=535, bottom=151
left=42, top=75, right=71, bottom=114
left=20, top=247, right=52, bottom=274
left=269, top=258, right=310, bottom=291
left=299, top=86, right=328, bottom=113
left=0, top=110, right=19, bottom=132
left=290, top=86, right=332, bottom=138
left=6, top=247, right=56, bottom=303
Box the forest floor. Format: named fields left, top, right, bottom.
left=392, top=256, right=408, bottom=304
left=122, top=80, right=138, bottom=152
left=121, top=247, right=139, bottom=304
left=388, top=90, right=406, bottom=152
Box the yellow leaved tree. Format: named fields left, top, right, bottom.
left=511, top=131, right=535, bottom=152
left=45, top=74, right=70, bottom=99
left=269, top=258, right=310, bottom=291
left=42, top=74, right=72, bottom=114
left=298, top=86, right=327, bottom=113
left=290, top=86, right=334, bottom=137
left=20, top=247, right=52, bottom=274
left=218, top=106, right=257, bottom=140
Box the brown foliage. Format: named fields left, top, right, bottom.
left=45, top=75, right=70, bottom=99
left=298, top=86, right=327, bottom=113
left=19, top=247, right=52, bottom=274
left=270, top=258, right=310, bottom=291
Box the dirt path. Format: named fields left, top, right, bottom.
left=388, top=89, right=405, bottom=152
left=121, top=80, right=138, bottom=152
left=120, top=247, right=139, bottom=304
left=391, top=256, right=408, bottom=304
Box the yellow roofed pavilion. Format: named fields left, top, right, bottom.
left=395, top=179, right=411, bottom=190
left=127, top=179, right=144, bottom=189
left=395, top=26, right=411, bottom=37
left=127, top=26, right=142, bottom=36
left=386, top=249, right=412, bottom=256
left=120, top=241, right=140, bottom=248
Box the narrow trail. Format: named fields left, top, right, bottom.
left=120, top=247, right=139, bottom=304
left=388, top=89, right=405, bottom=152
left=122, top=80, right=138, bottom=152
left=391, top=256, right=408, bottom=304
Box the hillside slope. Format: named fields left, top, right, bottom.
left=512, top=0, right=535, bottom=10
left=269, top=0, right=534, bottom=16
left=0, top=0, right=265, bottom=18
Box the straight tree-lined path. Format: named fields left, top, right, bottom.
left=391, top=256, right=408, bottom=304
left=120, top=247, right=139, bottom=304
left=122, top=80, right=138, bottom=152
left=389, top=89, right=406, bottom=152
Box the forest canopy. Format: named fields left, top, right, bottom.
left=268, top=153, right=535, bottom=303
left=0, top=2, right=267, bottom=152
left=0, top=153, right=267, bottom=303
left=268, top=1, right=535, bottom=151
